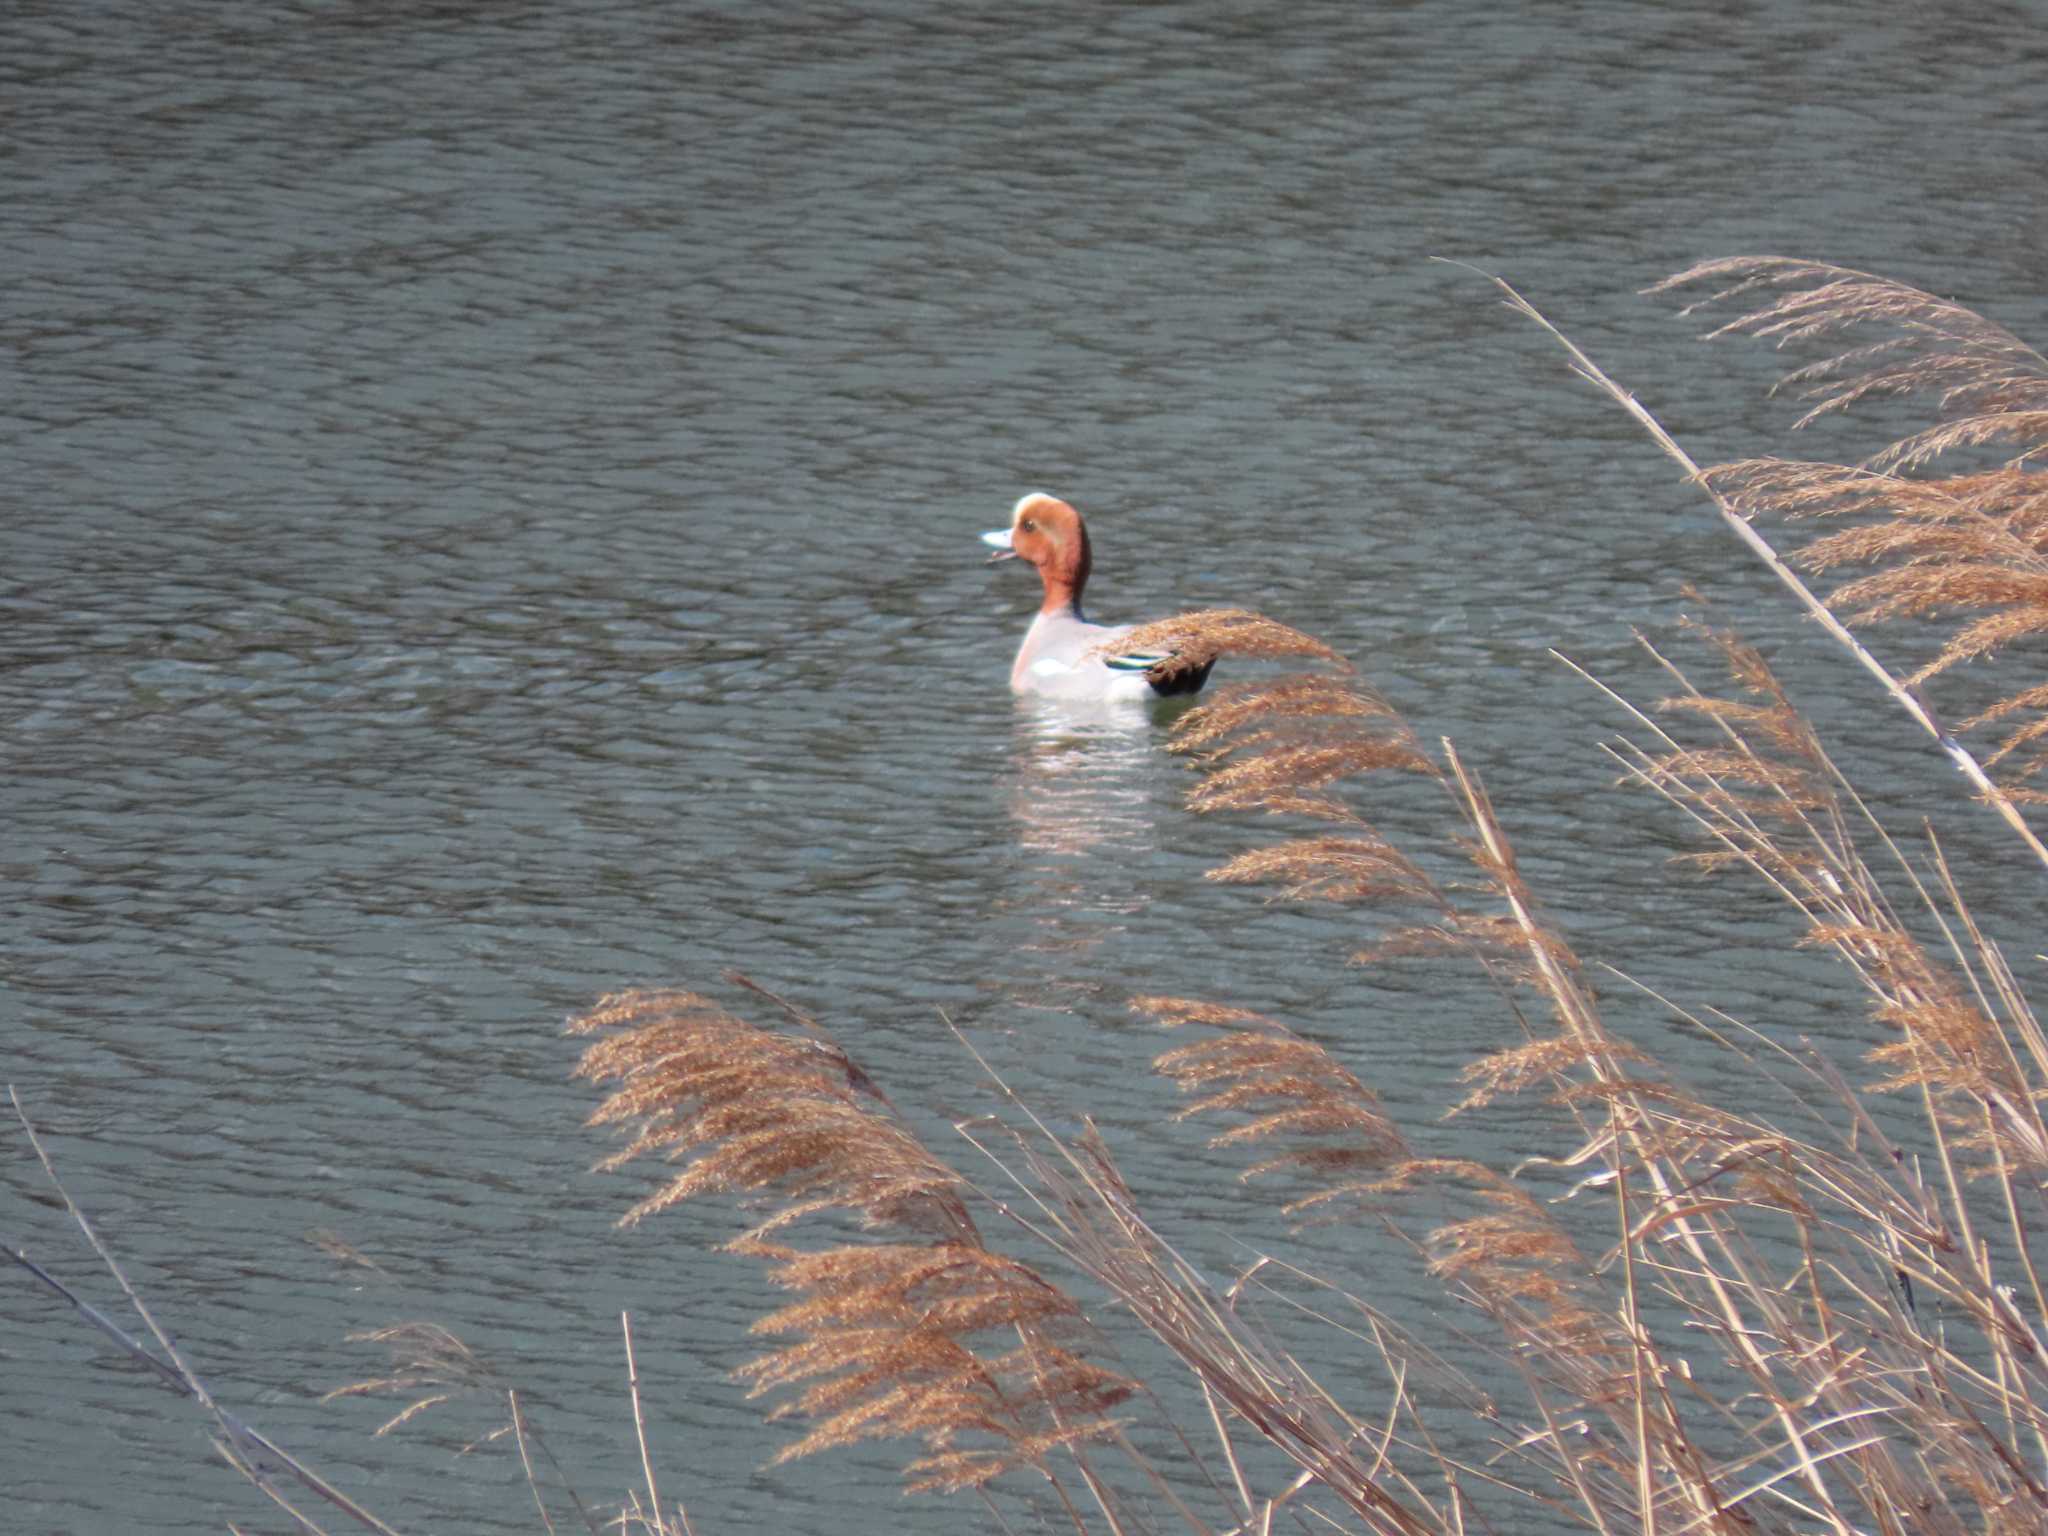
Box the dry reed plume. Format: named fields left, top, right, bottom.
left=1139, top=995, right=1410, bottom=1219
left=1105, top=608, right=1347, bottom=674
left=567, top=986, right=1140, bottom=1510
left=570, top=985, right=970, bottom=1241
left=1657, top=257, right=2048, bottom=796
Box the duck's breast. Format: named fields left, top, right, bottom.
left=1011, top=612, right=1156, bottom=700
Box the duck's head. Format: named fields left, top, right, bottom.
left=981, top=492, right=1092, bottom=613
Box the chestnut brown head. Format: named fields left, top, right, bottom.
left=981, top=492, right=1093, bottom=614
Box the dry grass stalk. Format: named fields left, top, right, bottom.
left=325, top=1322, right=500, bottom=1439
left=1162, top=663, right=1618, bottom=1044
left=1145, top=658, right=1773, bottom=1530
left=568, top=987, right=1140, bottom=1510
left=1173, top=675, right=1431, bottom=783
left=1709, top=458, right=2048, bottom=694
left=1583, top=619, right=2048, bottom=1527
left=1634, top=622, right=1841, bottom=892
left=553, top=654, right=2048, bottom=1529
left=307, top=1228, right=388, bottom=1276
left=618, top=1311, right=693, bottom=1536
left=1425, top=754, right=1795, bottom=1536
left=1378, top=1160, right=1622, bottom=1374
left=554, top=649, right=2048, bottom=1532
left=947, top=1085, right=1467, bottom=1536
left=321, top=1308, right=620, bottom=1533
left=1206, top=831, right=1436, bottom=905
left=1617, top=623, right=2048, bottom=1177
left=1130, top=985, right=1714, bottom=1530
left=10, top=1087, right=408, bottom=1536
left=740, top=1241, right=1134, bottom=1492
left=1163, top=673, right=1455, bottom=941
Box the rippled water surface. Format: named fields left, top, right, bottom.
left=8, top=2, right=2048, bottom=1530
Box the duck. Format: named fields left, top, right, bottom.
left=981, top=492, right=1213, bottom=701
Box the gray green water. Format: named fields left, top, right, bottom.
left=8, top=2, right=2047, bottom=1530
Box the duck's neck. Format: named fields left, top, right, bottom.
left=1037, top=524, right=1092, bottom=616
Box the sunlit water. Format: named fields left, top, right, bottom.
left=8, top=2, right=2048, bottom=1530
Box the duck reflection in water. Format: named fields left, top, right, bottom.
left=984, top=703, right=1179, bottom=1020
left=1004, top=703, right=1164, bottom=867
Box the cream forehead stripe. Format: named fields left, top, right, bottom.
left=1011, top=491, right=1059, bottom=524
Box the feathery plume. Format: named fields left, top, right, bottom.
left=569, top=987, right=1136, bottom=1499
left=570, top=988, right=971, bottom=1241
left=1656, top=259, right=2048, bottom=793
left=1138, top=997, right=1410, bottom=1219
left=1653, top=255, right=2048, bottom=465
left=1102, top=608, right=1347, bottom=672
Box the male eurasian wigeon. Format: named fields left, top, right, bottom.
left=981, top=492, right=1213, bottom=701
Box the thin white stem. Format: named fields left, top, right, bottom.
left=621, top=1312, right=667, bottom=1536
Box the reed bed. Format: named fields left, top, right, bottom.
left=567, top=260, right=2048, bottom=1535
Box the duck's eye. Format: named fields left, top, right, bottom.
left=1019, top=518, right=1037, bottom=534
